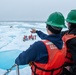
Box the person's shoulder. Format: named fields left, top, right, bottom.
left=30, top=41, right=46, bottom=52
left=33, top=40, right=44, bottom=46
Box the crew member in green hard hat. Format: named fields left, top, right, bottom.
left=15, top=12, right=66, bottom=75
left=61, top=10, right=76, bottom=75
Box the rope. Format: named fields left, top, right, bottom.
left=3, top=64, right=20, bottom=75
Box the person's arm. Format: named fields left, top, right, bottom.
left=31, top=28, right=47, bottom=39
left=66, top=38, right=76, bottom=63
left=15, top=41, right=48, bottom=65
left=15, top=42, right=38, bottom=65
left=36, top=30, right=47, bottom=39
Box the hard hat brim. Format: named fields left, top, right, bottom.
left=45, top=21, right=67, bottom=28
left=66, top=19, right=76, bottom=24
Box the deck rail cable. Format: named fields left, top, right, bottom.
left=3, top=64, right=20, bottom=75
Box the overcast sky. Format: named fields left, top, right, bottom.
left=0, top=0, right=76, bottom=21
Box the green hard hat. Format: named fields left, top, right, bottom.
left=46, top=12, right=66, bottom=28
left=66, top=10, right=76, bottom=23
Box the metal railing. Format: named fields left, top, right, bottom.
left=3, top=64, right=20, bottom=75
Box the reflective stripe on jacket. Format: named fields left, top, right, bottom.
left=31, top=40, right=66, bottom=75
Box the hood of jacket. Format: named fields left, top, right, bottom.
left=44, top=34, right=63, bottom=49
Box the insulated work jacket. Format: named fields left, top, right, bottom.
left=31, top=40, right=66, bottom=75
left=62, top=34, right=76, bottom=65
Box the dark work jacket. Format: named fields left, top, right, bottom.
left=61, top=28, right=76, bottom=64
left=15, top=31, right=63, bottom=65
left=61, top=28, right=76, bottom=75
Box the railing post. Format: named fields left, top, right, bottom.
left=15, top=64, right=20, bottom=75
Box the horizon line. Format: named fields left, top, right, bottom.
left=0, top=20, right=45, bottom=23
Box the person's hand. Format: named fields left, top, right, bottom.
left=30, top=28, right=36, bottom=33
